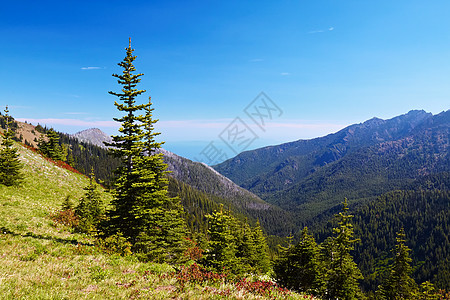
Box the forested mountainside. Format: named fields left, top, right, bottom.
left=214, top=109, right=449, bottom=225
left=311, top=172, right=450, bottom=291
left=159, top=148, right=295, bottom=236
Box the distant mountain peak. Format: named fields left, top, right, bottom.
left=362, top=117, right=384, bottom=127
left=70, top=128, right=112, bottom=148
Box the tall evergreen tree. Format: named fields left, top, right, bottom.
left=273, top=227, right=324, bottom=294
left=132, top=97, right=187, bottom=263
left=0, top=106, right=23, bottom=186
left=106, top=39, right=187, bottom=263
left=105, top=38, right=147, bottom=239
left=322, top=198, right=363, bottom=300
left=378, top=228, right=417, bottom=299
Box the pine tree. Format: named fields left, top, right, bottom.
left=417, top=281, right=438, bottom=300
left=62, top=195, right=74, bottom=211
left=105, top=38, right=148, bottom=239
left=323, top=198, right=363, bottom=300
left=378, top=228, right=417, bottom=299
left=106, top=39, right=187, bottom=263
left=273, top=227, right=323, bottom=294
left=75, top=169, right=104, bottom=233
left=237, top=222, right=258, bottom=272
left=38, top=128, right=65, bottom=161
left=251, top=220, right=271, bottom=274
left=203, top=207, right=238, bottom=273
left=0, top=106, right=23, bottom=186
left=66, top=149, right=75, bottom=167
left=133, top=98, right=188, bottom=262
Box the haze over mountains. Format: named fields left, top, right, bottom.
left=213, top=109, right=449, bottom=224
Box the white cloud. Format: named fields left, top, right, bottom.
left=15, top=118, right=118, bottom=128
left=281, top=72, right=291, bottom=76
left=64, top=112, right=88, bottom=115
left=14, top=117, right=348, bottom=144
left=81, top=67, right=103, bottom=70
left=249, top=58, right=264, bottom=62
left=308, top=26, right=335, bottom=34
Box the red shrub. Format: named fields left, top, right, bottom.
left=183, top=237, right=203, bottom=261
left=176, top=263, right=227, bottom=288
left=235, top=278, right=291, bottom=298
left=50, top=209, right=79, bottom=227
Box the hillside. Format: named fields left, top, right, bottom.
left=160, top=148, right=295, bottom=236
left=214, top=110, right=449, bottom=224
left=4, top=120, right=293, bottom=236
left=0, top=140, right=310, bottom=299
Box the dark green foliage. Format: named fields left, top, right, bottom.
left=0, top=106, right=23, bottom=186
left=132, top=97, right=188, bottom=262
left=322, top=199, right=363, bottom=299
left=350, top=177, right=450, bottom=291
left=0, top=110, right=18, bottom=133
left=66, top=149, right=75, bottom=167
left=203, top=207, right=271, bottom=275
left=34, top=124, right=45, bottom=133
left=168, top=176, right=222, bottom=235
left=75, top=170, right=105, bottom=233
left=38, top=128, right=65, bottom=161
left=273, top=227, right=323, bottom=294
left=163, top=149, right=296, bottom=238
left=378, top=228, right=417, bottom=299
left=417, top=281, right=439, bottom=300
left=105, top=39, right=151, bottom=239
left=203, top=208, right=239, bottom=273
left=105, top=39, right=187, bottom=263
left=238, top=223, right=258, bottom=271
left=61, top=195, right=74, bottom=211
left=250, top=220, right=271, bottom=273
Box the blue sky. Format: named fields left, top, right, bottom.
left=2, top=1, right=449, bottom=163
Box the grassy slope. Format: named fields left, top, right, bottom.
left=0, top=143, right=311, bottom=299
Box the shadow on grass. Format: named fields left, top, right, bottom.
left=0, top=226, right=94, bottom=246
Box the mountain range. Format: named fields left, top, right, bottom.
left=213, top=109, right=449, bottom=225
left=65, top=110, right=449, bottom=233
